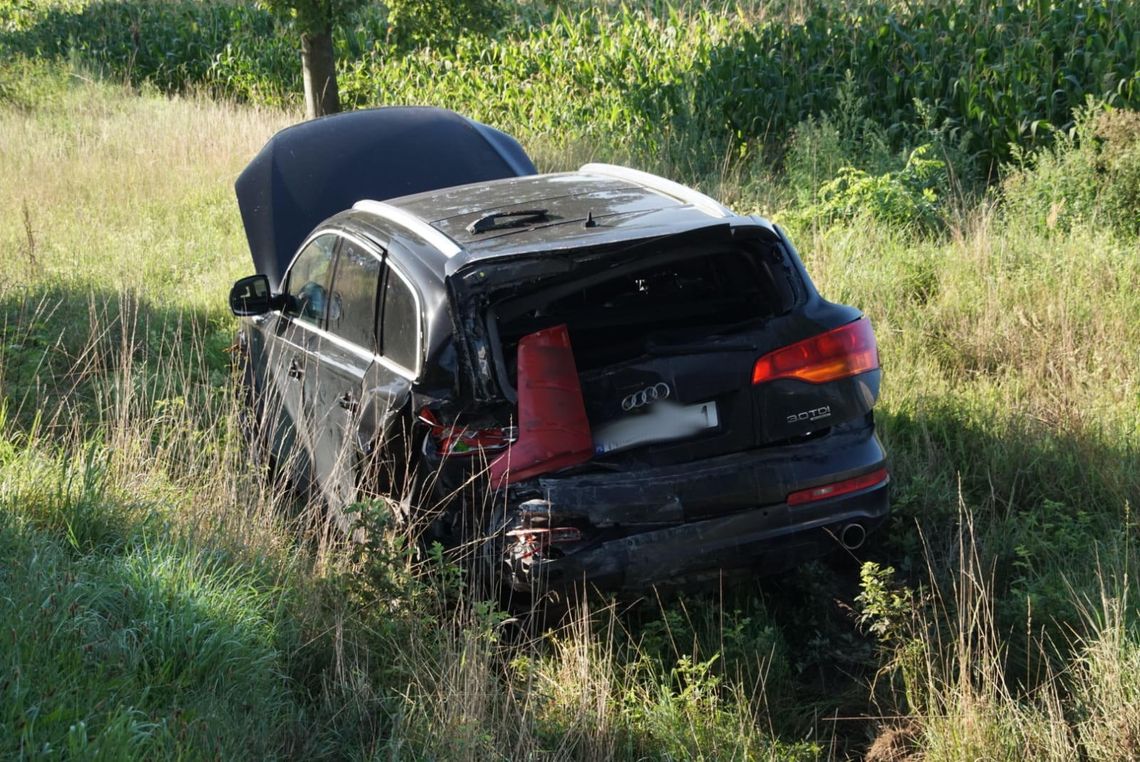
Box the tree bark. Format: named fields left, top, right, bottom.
left=301, top=29, right=339, bottom=119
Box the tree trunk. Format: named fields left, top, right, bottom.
left=301, top=29, right=339, bottom=119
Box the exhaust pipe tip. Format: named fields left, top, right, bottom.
left=839, top=522, right=866, bottom=550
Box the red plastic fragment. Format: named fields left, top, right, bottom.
left=489, top=324, right=593, bottom=486
left=418, top=408, right=513, bottom=456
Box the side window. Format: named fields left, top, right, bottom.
left=380, top=267, right=420, bottom=374
left=284, top=233, right=337, bottom=326
left=327, top=239, right=381, bottom=351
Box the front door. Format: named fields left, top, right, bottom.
left=264, top=232, right=338, bottom=492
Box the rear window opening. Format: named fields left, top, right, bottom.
left=491, top=242, right=798, bottom=387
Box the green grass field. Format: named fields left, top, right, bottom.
left=1, top=2, right=1139, bottom=758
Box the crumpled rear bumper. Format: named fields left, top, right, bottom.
left=501, top=420, right=889, bottom=593
left=535, top=482, right=887, bottom=592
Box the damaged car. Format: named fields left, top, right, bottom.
left=229, top=106, right=889, bottom=596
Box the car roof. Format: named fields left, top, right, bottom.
left=345, top=164, right=776, bottom=277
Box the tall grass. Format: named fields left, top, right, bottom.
left=0, top=38, right=1138, bottom=760
left=860, top=494, right=1138, bottom=761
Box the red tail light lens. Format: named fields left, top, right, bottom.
left=419, top=408, right=515, bottom=456
left=787, top=467, right=889, bottom=506
left=752, top=317, right=879, bottom=385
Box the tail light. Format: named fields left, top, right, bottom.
left=787, top=467, right=889, bottom=506
left=752, top=317, right=878, bottom=385
left=419, top=409, right=515, bottom=456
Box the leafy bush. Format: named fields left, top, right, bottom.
left=1093, top=108, right=1140, bottom=235
left=0, top=55, right=71, bottom=110
left=783, top=72, right=894, bottom=206
left=385, top=0, right=504, bottom=51
left=784, top=145, right=948, bottom=232
left=1002, top=103, right=1140, bottom=236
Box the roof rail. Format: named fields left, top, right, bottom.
left=352, top=200, right=463, bottom=258
left=578, top=163, right=733, bottom=219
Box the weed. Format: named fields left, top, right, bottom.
left=784, top=144, right=948, bottom=233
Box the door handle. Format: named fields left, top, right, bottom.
left=338, top=392, right=359, bottom=414
left=288, top=358, right=304, bottom=380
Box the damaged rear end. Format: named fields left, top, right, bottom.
left=441, top=221, right=888, bottom=593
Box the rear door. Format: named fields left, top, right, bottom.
left=305, top=234, right=382, bottom=515
left=304, top=233, right=424, bottom=520
left=478, top=227, right=880, bottom=468
left=486, top=235, right=797, bottom=463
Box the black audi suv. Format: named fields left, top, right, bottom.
left=229, top=107, right=889, bottom=595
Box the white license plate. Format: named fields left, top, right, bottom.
left=593, top=400, right=719, bottom=455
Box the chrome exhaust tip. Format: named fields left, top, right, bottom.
left=840, top=522, right=866, bottom=550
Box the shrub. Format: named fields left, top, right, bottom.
left=784, top=145, right=947, bottom=232
left=4, top=0, right=1138, bottom=178
left=1001, top=103, right=1140, bottom=236
left=783, top=72, right=894, bottom=206
left=1094, top=108, right=1140, bottom=236
left=0, top=55, right=71, bottom=110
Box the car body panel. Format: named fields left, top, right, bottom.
left=305, top=334, right=372, bottom=514
left=531, top=480, right=889, bottom=592
left=527, top=418, right=884, bottom=526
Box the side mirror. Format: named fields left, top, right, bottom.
left=229, top=274, right=275, bottom=316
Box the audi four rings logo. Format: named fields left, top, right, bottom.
left=622, top=382, right=671, bottom=411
